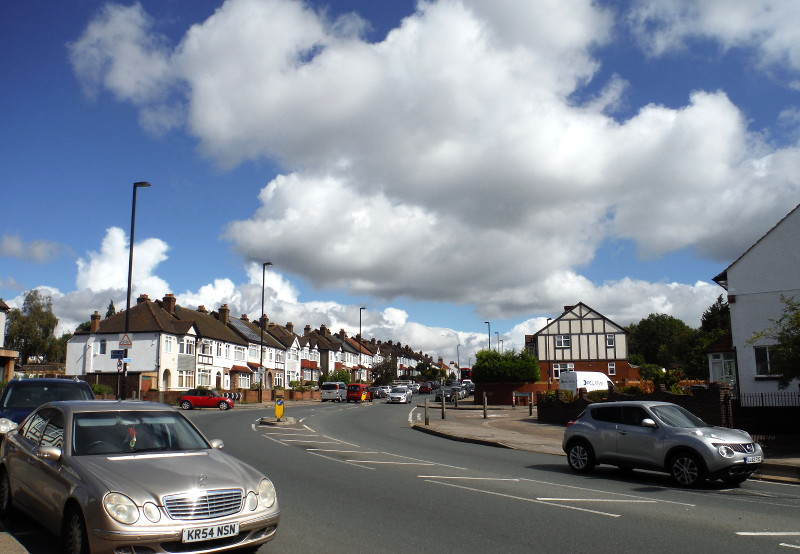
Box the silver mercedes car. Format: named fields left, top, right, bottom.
left=0, top=400, right=280, bottom=553
left=562, top=400, right=763, bottom=487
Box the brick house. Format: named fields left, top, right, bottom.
left=525, top=303, right=638, bottom=385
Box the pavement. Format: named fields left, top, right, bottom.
left=410, top=403, right=800, bottom=484
left=1, top=400, right=796, bottom=553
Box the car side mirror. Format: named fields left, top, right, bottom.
left=37, top=446, right=62, bottom=461
left=209, top=439, right=225, bottom=450
left=641, top=418, right=657, bottom=428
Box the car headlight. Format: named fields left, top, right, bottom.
left=143, top=502, right=161, bottom=522
left=0, top=418, right=17, bottom=435
left=104, top=493, right=139, bottom=524
left=716, top=445, right=735, bottom=458
left=258, top=478, right=277, bottom=508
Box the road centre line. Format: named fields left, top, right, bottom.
left=349, top=461, right=436, bottom=465
left=737, top=532, right=800, bottom=536
left=519, top=478, right=696, bottom=507
left=780, top=544, right=800, bottom=549
left=537, top=498, right=657, bottom=503
left=426, top=480, right=620, bottom=518
left=308, top=449, right=380, bottom=454
left=379, top=452, right=467, bottom=470
left=418, top=476, right=520, bottom=481
left=281, top=439, right=343, bottom=444
left=308, top=450, right=376, bottom=470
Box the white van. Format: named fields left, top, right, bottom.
left=558, top=371, right=613, bottom=394
left=320, top=382, right=347, bottom=402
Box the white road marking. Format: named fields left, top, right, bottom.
left=537, top=498, right=657, bottom=503
left=779, top=544, right=800, bottom=549
left=426, top=480, right=620, bottom=518
left=308, top=450, right=376, bottom=470
left=350, top=460, right=436, bottom=465
left=308, top=449, right=380, bottom=454
left=418, top=476, right=519, bottom=481
left=520, top=478, right=696, bottom=507
left=738, top=533, right=800, bottom=536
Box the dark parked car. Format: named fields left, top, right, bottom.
left=0, top=378, right=95, bottom=428
left=179, top=389, right=234, bottom=410
left=435, top=387, right=455, bottom=403
left=562, top=400, right=763, bottom=487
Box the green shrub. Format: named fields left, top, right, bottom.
left=90, top=383, right=114, bottom=396
left=586, top=389, right=608, bottom=402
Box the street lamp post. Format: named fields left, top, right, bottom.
left=359, top=307, right=366, bottom=371
left=495, top=332, right=500, bottom=353
left=260, top=262, right=272, bottom=394
left=121, top=181, right=150, bottom=400
left=485, top=321, right=491, bottom=351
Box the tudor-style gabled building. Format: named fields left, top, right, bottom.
left=525, top=303, right=638, bottom=384
left=712, top=203, right=800, bottom=395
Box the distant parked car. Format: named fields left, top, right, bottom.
left=379, top=386, right=392, bottom=397
left=369, top=386, right=385, bottom=399
left=0, top=400, right=280, bottom=553
left=320, top=382, right=347, bottom=402
left=562, top=400, right=763, bottom=487
left=346, top=383, right=372, bottom=403
left=435, top=387, right=455, bottom=403
left=387, top=387, right=411, bottom=404
left=418, top=384, right=432, bottom=394
left=179, top=389, right=234, bottom=410
left=0, top=378, right=95, bottom=427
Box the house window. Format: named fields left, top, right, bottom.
left=710, top=352, right=735, bottom=382
left=754, top=346, right=776, bottom=376
left=234, top=346, right=246, bottom=361
left=164, top=336, right=174, bottom=353
left=249, top=345, right=259, bottom=358
left=552, top=363, right=574, bottom=379
left=275, top=373, right=284, bottom=388
left=200, top=341, right=212, bottom=355
left=555, top=335, right=571, bottom=348
left=606, top=334, right=615, bottom=347
left=608, top=362, right=616, bottom=376
left=99, top=340, right=107, bottom=355
left=237, top=373, right=251, bottom=389
left=276, top=351, right=285, bottom=363
left=198, top=368, right=211, bottom=387
left=216, top=342, right=222, bottom=356
left=225, top=344, right=231, bottom=359
left=177, top=370, right=194, bottom=389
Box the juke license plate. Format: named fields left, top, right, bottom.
left=182, top=522, right=239, bottom=543
left=745, top=455, right=762, bottom=464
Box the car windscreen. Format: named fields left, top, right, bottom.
left=321, top=384, right=340, bottom=390
left=650, top=405, right=708, bottom=428
left=72, top=410, right=210, bottom=456
left=391, top=388, right=406, bottom=393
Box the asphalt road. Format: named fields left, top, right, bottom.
left=7, top=401, right=800, bottom=553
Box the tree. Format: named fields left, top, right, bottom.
left=5, top=290, right=60, bottom=364
left=749, top=295, right=800, bottom=389
left=371, top=356, right=397, bottom=385
left=328, top=368, right=351, bottom=384
left=701, top=295, right=730, bottom=333
left=105, top=300, right=117, bottom=318
left=626, top=313, right=694, bottom=369
left=471, top=348, right=540, bottom=383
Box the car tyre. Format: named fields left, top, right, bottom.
left=180, top=400, right=192, bottom=410
left=0, top=468, right=13, bottom=518
left=669, top=452, right=705, bottom=487
left=218, top=401, right=230, bottom=410
left=566, top=440, right=595, bottom=473
left=62, top=505, right=89, bottom=554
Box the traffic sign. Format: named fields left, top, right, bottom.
left=119, top=333, right=133, bottom=347
left=110, top=350, right=124, bottom=359
left=122, top=358, right=132, bottom=363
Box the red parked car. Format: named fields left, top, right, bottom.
left=418, top=383, right=433, bottom=394
left=179, top=388, right=234, bottom=410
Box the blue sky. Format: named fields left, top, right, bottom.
left=2, top=0, right=799, bottom=365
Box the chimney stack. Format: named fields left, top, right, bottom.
left=218, top=304, right=230, bottom=324
left=90, top=311, right=101, bottom=332
left=137, top=294, right=150, bottom=304
left=285, top=322, right=294, bottom=333
left=260, top=314, right=268, bottom=330
left=304, top=325, right=311, bottom=335
left=162, top=294, right=177, bottom=314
